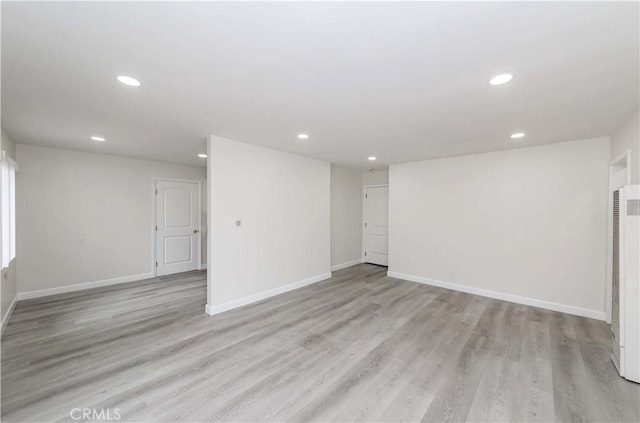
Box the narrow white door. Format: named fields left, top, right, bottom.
left=365, top=186, right=389, bottom=266
left=156, top=180, right=200, bottom=276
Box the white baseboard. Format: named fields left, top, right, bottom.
left=331, top=259, right=361, bottom=272
left=1, top=295, right=18, bottom=335
left=387, top=271, right=606, bottom=321
left=205, top=272, right=332, bottom=316
left=200, top=264, right=208, bottom=270
left=16, top=272, right=155, bottom=301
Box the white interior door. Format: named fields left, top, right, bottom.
left=156, top=180, right=200, bottom=276
left=365, top=186, right=389, bottom=266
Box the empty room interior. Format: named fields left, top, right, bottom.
left=1, top=2, right=640, bottom=422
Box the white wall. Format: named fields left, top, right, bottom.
left=1, top=128, right=16, bottom=160
left=388, top=137, right=610, bottom=319
left=16, top=144, right=206, bottom=295
left=1, top=128, right=17, bottom=326
left=611, top=108, right=640, bottom=184
left=330, top=166, right=362, bottom=269
left=362, top=170, right=389, bottom=186
left=207, top=136, right=330, bottom=314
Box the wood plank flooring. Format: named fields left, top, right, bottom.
left=2, top=264, right=638, bottom=422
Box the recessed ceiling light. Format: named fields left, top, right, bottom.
left=489, top=73, right=513, bottom=86
left=510, top=132, right=525, bottom=139
left=368, top=156, right=377, bottom=161
left=116, top=75, right=142, bottom=87
left=90, top=136, right=106, bottom=142
left=297, top=134, right=309, bottom=140
left=198, top=153, right=207, bottom=158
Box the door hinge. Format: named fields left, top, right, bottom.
left=155, top=225, right=158, bottom=231
left=365, top=193, right=368, bottom=198
left=365, top=222, right=367, bottom=228
left=156, top=261, right=158, bottom=267
left=365, top=251, right=367, bottom=257
left=155, top=189, right=158, bottom=195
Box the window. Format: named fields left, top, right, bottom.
left=1, top=151, right=16, bottom=268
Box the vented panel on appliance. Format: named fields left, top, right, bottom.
left=612, top=189, right=621, bottom=372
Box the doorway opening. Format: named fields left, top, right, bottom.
left=363, top=184, right=389, bottom=266
left=154, top=178, right=202, bottom=277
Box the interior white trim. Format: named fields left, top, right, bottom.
left=205, top=272, right=332, bottom=316
left=0, top=151, right=18, bottom=170
left=387, top=271, right=606, bottom=321
left=1, top=295, right=17, bottom=335
left=331, top=259, right=361, bottom=272
left=16, top=272, right=154, bottom=301
left=200, top=264, right=207, bottom=270
left=610, top=150, right=632, bottom=179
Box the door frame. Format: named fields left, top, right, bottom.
left=362, top=184, right=389, bottom=263
left=152, top=177, right=203, bottom=277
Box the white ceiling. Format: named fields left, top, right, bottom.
left=2, top=2, right=638, bottom=169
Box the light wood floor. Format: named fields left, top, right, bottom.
left=2, top=264, right=639, bottom=422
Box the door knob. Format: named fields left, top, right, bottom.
left=193, top=229, right=200, bottom=234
